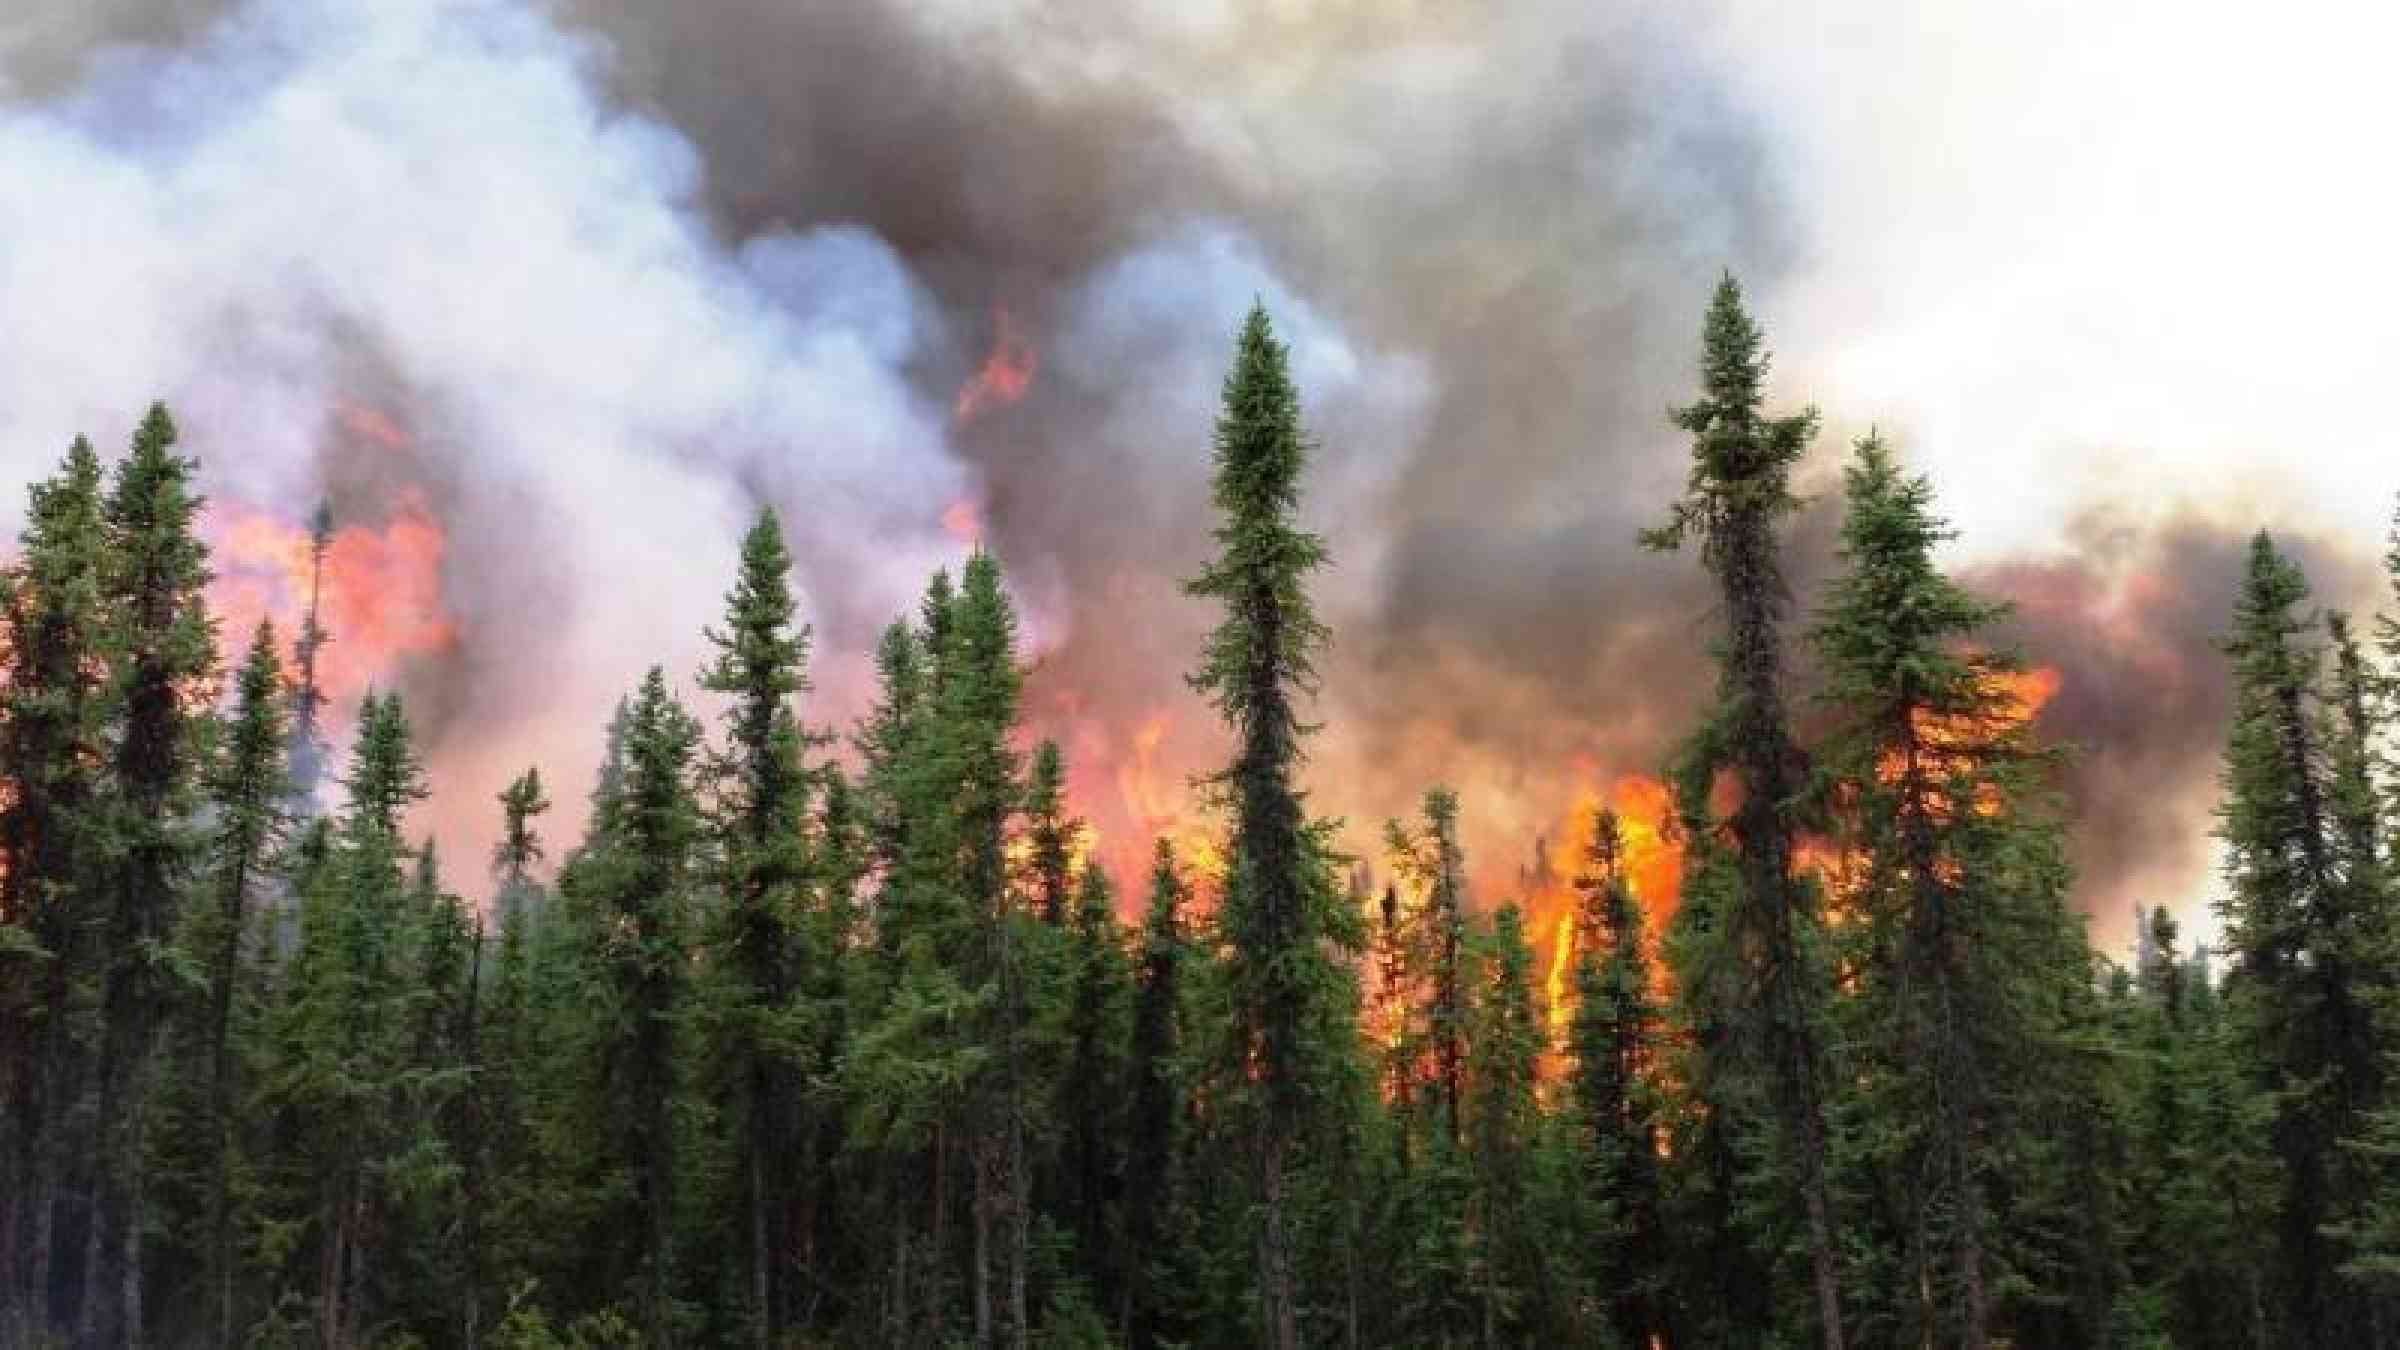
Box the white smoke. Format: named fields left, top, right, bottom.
left=0, top=0, right=1424, bottom=889
left=0, top=0, right=983, bottom=873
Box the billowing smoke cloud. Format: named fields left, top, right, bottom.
left=0, top=0, right=979, bottom=866
left=4, top=0, right=2390, bottom=940
left=1971, top=511, right=2382, bottom=953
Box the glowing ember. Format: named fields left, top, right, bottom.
left=954, top=306, right=1037, bottom=423
left=209, top=493, right=456, bottom=698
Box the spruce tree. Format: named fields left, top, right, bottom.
left=1466, top=904, right=1545, bottom=1343
left=2215, top=532, right=2386, bottom=1343
left=1059, top=862, right=1131, bottom=1299
left=697, top=506, right=815, bottom=1348
left=0, top=435, right=111, bottom=1336
left=1120, top=841, right=1188, bottom=1349
left=493, top=767, right=551, bottom=927
left=1809, top=431, right=2088, bottom=1347
left=1184, top=302, right=1361, bottom=1350
left=1567, top=808, right=1669, bottom=1347
left=87, top=401, right=216, bottom=1342
left=193, top=622, right=288, bottom=1346
left=1388, top=787, right=1469, bottom=1146
left=1024, top=741, right=1075, bottom=927
left=1643, top=275, right=1846, bottom=1347
left=561, top=668, right=702, bottom=1348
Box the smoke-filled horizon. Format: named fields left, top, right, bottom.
left=5, top=0, right=2395, bottom=953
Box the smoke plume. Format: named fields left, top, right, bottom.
left=3, top=0, right=2390, bottom=948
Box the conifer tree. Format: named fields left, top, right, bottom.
left=1024, top=741, right=1075, bottom=927
left=1059, top=862, right=1131, bottom=1297
left=697, top=506, right=815, bottom=1348
left=2215, top=532, right=2387, bottom=1342
left=87, top=401, right=216, bottom=1342
left=1643, top=275, right=1846, bottom=1347
left=1388, top=787, right=1469, bottom=1145
left=949, top=551, right=1033, bottom=1350
left=0, top=435, right=111, bottom=1335
left=1184, top=302, right=1361, bottom=1350
left=1810, top=431, right=2089, bottom=1347
left=1567, top=808, right=1669, bottom=1347
left=1466, top=904, right=1545, bottom=1343
left=192, top=621, right=288, bottom=1346
left=285, top=500, right=334, bottom=809
left=494, top=767, right=551, bottom=927
left=1120, top=841, right=1188, bottom=1349
left=561, top=668, right=702, bottom=1348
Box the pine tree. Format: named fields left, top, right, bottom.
left=86, top=401, right=216, bottom=1343
left=561, top=668, right=702, bottom=1348
left=285, top=500, right=334, bottom=810
left=192, top=622, right=288, bottom=1346
left=0, top=435, right=111, bottom=1337
left=1059, top=861, right=1131, bottom=1300
left=1567, top=808, right=1669, bottom=1347
left=1024, top=741, right=1075, bottom=927
left=1815, top=431, right=2117, bottom=1343
left=1643, top=275, right=1846, bottom=1347
left=493, top=767, right=551, bottom=927
left=1184, top=302, right=1361, bottom=1350
left=1388, top=788, right=1469, bottom=1146
left=1120, top=842, right=1188, bottom=1349
left=1466, top=904, right=1545, bottom=1343
left=2215, top=532, right=2388, bottom=1343
left=697, top=506, right=815, bottom=1348
left=949, top=551, right=1033, bottom=1350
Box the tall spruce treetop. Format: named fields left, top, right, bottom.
left=343, top=692, right=429, bottom=844
left=700, top=505, right=813, bottom=856
left=1184, top=302, right=1338, bottom=1102
left=104, top=401, right=216, bottom=829
left=1645, top=274, right=1846, bottom=1349
left=0, top=435, right=110, bottom=926
left=1025, top=740, right=1075, bottom=926
left=1184, top=301, right=1352, bottom=1350
left=494, top=769, right=551, bottom=890
left=1809, top=432, right=2060, bottom=1350
left=2218, top=531, right=2328, bottom=983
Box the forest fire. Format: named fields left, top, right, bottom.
left=1529, top=776, right=1684, bottom=1041
left=953, top=306, right=1037, bottom=423
left=1111, top=710, right=1226, bottom=886
left=208, top=493, right=457, bottom=700
left=1528, top=664, right=2058, bottom=1044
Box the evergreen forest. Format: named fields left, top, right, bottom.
left=6, top=278, right=2400, bottom=1349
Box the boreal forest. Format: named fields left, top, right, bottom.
left=4, top=279, right=2400, bottom=1350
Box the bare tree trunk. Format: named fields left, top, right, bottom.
left=76, top=1116, right=107, bottom=1346
left=750, top=1139, right=770, bottom=1350
left=1260, top=1129, right=1297, bottom=1350
left=122, top=1089, right=146, bottom=1350
left=320, top=1184, right=348, bottom=1350
left=972, top=1137, right=994, bottom=1350
left=1958, top=1171, right=1989, bottom=1350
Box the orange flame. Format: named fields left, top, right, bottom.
left=1113, top=710, right=1225, bottom=887
left=954, top=306, right=1037, bottom=423
left=209, top=493, right=456, bottom=699
left=941, top=499, right=983, bottom=544
left=1528, top=776, right=1684, bottom=1046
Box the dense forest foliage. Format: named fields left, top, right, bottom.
left=4, top=279, right=2399, bottom=1348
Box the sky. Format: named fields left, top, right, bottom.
left=2, top=0, right=2395, bottom=955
